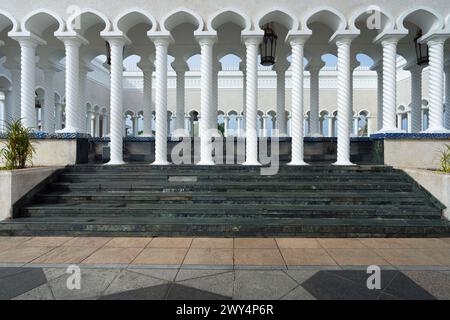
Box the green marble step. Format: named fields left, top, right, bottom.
left=1, top=216, right=449, bottom=238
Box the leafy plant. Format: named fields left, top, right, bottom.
left=439, top=144, right=450, bottom=173
left=218, top=123, right=225, bottom=137
left=0, top=119, right=35, bottom=170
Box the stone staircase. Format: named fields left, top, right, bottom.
left=0, top=164, right=449, bottom=237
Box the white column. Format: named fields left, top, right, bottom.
left=196, top=34, right=216, bottom=165
left=371, top=62, right=383, bottom=131
left=223, top=115, right=229, bottom=137
left=149, top=35, right=171, bottom=165
left=139, top=64, right=154, bottom=137
left=404, top=63, right=423, bottom=133
left=184, top=114, right=191, bottom=136
left=167, top=115, right=172, bottom=137
left=123, top=115, right=128, bottom=137
left=102, top=114, right=108, bottom=137
left=349, top=60, right=360, bottom=137
left=327, top=116, right=334, bottom=137
left=239, top=60, right=247, bottom=135
left=242, top=35, right=262, bottom=166
left=9, top=68, right=21, bottom=121
left=132, top=116, right=139, bottom=136
left=78, top=64, right=90, bottom=133
left=236, top=115, right=242, bottom=137
left=14, top=38, right=44, bottom=129
left=211, top=61, right=221, bottom=137
left=425, top=36, right=449, bottom=133
left=307, top=60, right=325, bottom=137
left=3, top=90, right=13, bottom=126
left=0, top=99, right=4, bottom=132
left=288, top=35, right=308, bottom=166
left=378, top=35, right=403, bottom=133
left=55, top=103, right=62, bottom=131
left=273, top=64, right=288, bottom=137
left=95, top=113, right=101, bottom=137
left=334, top=36, right=356, bottom=166
left=406, top=112, right=412, bottom=133
left=56, top=36, right=87, bottom=133
left=262, top=115, right=269, bottom=137
left=103, top=36, right=128, bottom=165
left=397, top=113, right=403, bottom=130
left=445, top=63, right=450, bottom=130
left=86, top=111, right=92, bottom=135
left=41, top=68, right=56, bottom=133
left=172, top=61, right=188, bottom=137
left=353, top=116, right=359, bottom=136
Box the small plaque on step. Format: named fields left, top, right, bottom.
left=168, top=176, right=198, bottom=182
left=159, top=196, right=193, bottom=201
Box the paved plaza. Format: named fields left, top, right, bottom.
left=1, top=237, right=450, bottom=300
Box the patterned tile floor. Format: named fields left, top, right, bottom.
left=0, top=237, right=450, bottom=300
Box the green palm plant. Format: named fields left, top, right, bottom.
left=1, top=119, right=35, bottom=170
left=439, top=144, right=450, bottom=174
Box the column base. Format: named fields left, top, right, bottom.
left=56, top=127, right=82, bottom=134
left=152, top=160, right=171, bottom=166
left=287, top=160, right=308, bottom=166
left=171, top=129, right=190, bottom=138
left=197, top=160, right=215, bottom=166
left=274, top=132, right=289, bottom=138
left=210, top=129, right=223, bottom=138
left=105, top=159, right=126, bottom=166
left=333, top=160, right=355, bottom=166
left=243, top=161, right=262, bottom=166
left=307, top=133, right=323, bottom=138
left=376, top=128, right=405, bottom=134
left=422, top=127, right=450, bottom=134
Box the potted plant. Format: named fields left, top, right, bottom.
left=0, top=119, right=35, bottom=170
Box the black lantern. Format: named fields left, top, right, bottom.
left=414, top=30, right=429, bottom=66
left=260, top=24, right=278, bottom=66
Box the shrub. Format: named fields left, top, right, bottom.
left=0, top=119, right=35, bottom=170
left=439, top=144, right=450, bottom=174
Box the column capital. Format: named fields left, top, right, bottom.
left=195, top=32, right=217, bottom=46
left=102, top=34, right=131, bottom=47
left=422, top=33, right=450, bottom=46
left=375, top=33, right=404, bottom=47
left=56, top=34, right=89, bottom=47
left=273, top=60, right=290, bottom=73
left=444, top=59, right=450, bottom=72
left=148, top=32, right=173, bottom=47
left=403, top=60, right=424, bottom=73
left=9, top=32, right=46, bottom=47
left=286, top=33, right=310, bottom=46
left=137, top=60, right=155, bottom=73
left=351, top=58, right=361, bottom=72
left=213, top=60, right=222, bottom=73
left=239, top=61, right=246, bottom=73
left=305, top=59, right=325, bottom=73
left=79, top=61, right=94, bottom=75
left=334, top=36, right=358, bottom=47
left=242, top=31, right=264, bottom=46
left=330, top=32, right=359, bottom=46
left=171, top=60, right=189, bottom=73
left=370, top=60, right=382, bottom=72
left=37, top=62, right=61, bottom=73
